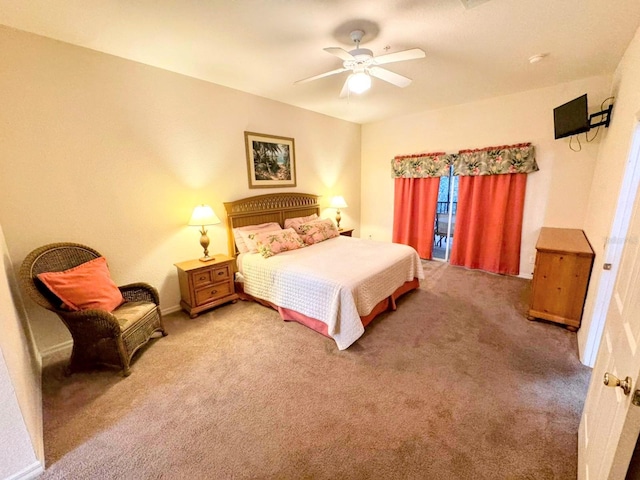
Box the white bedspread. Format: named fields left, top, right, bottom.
left=238, top=236, right=424, bottom=350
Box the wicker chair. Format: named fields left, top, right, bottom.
left=20, top=242, right=167, bottom=376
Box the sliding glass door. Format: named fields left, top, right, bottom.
left=432, top=169, right=458, bottom=261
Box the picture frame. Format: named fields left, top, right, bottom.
left=244, top=131, right=297, bottom=189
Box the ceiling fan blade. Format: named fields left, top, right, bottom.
left=339, top=75, right=351, bottom=98
left=324, top=47, right=355, bottom=61
left=373, top=48, right=426, bottom=65
left=294, top=67, right=349, bottom=84
left=369, top=67, right=412, bottom=88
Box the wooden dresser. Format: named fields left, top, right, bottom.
left=528, top=228, right=594, bottom=331
left=175, top=254, right=238, bottom=318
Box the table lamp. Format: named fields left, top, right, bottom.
left=330, top=196, right=348, bottom=231
left=188, top=204, right=221, bottom=262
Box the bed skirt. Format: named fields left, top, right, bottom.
left=235, top=278, right=420, bottom=339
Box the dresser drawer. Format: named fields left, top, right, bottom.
left=195, top=281, right=232, bottom=306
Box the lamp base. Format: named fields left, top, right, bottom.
left=197, top=229, right=215, bottom=262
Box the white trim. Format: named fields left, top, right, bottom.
left=3, top=461, right=44, bottom=480
left=161, top=304, right=182, bottom=315
left=584, top=414, right=589, bottom=448
left=39, top=339, right=72, bottom=360
left=584, top=121, right=640, bottom=367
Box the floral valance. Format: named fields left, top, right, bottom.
left=453, top=143, right=538, bottom=176
left=391, top=143, right=538, bottom=178
left=391, top=152, right=456, bottom=178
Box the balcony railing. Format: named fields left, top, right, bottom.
left=436, top=201, right=457, bottom=214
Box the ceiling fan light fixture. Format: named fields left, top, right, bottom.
left=348, top=71, right=371, bottom=94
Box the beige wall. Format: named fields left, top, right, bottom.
left=0, top=224, right=43, bottom=477
left=3, top=21, right=637, bottom=369
left=579, top=27, right=640, bottom=361
left=360, top=75, right=612, bottom=278
left=0, top=26, right=361, bottom=353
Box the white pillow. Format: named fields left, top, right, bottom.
left=233, top=222, right=282, bottom=253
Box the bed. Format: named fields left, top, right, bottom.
left=223, top=192, right=424, bottom=349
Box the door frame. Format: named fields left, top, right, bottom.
left=583, top=121, right=640, bottom=368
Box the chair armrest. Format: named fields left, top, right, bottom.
left=119, top=283, right=160, bottom=305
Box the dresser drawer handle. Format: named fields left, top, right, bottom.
left=217, top=271, right=225, bottom=276
left=198, top=275, right=207, bottom=280
left=210, top=289, right=217, bottom=295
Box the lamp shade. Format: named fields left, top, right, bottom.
left=188, top=204, right=221, bottom=226
left=330, top=196, right=348, bottom=209
left=347, top=72, right=371, bottom=94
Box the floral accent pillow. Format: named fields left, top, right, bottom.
left=233, top=222, right=282, bottom=253
left=284, top=214, right=319, bottom=233
left=250, top=228, right=306, bottom=258
left=298, top=218, right=339, bottom=245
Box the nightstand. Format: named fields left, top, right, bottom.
left=174, top=254, right=238, bottom=318
left=339, top=228, right=354, bottom=237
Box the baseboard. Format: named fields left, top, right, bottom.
left=4, top=461, right=44, bottom=480
left=161, top=305, right=182, bottom=315
left=39, top=340, right=72, bottom=360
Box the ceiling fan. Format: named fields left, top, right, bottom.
left=295, top=30, right=426, bottom=97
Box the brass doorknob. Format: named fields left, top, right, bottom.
left=604, top=372, right=632, bottom=395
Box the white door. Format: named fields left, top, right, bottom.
left=584, top=124, right=640, bottom=367
left=579, top=126, right=640, bottom=478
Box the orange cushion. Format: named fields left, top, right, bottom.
left=37, top=257, right=125, bottom=312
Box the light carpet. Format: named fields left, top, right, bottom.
left=40, top=261, right=591, bottom=479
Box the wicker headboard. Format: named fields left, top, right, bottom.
left=223, top=192, right=321, bottom=257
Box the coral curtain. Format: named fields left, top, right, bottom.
left=450, top=173, right=527, bottom=275
left=392, top=177, right=440, bottom=259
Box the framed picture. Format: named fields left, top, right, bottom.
left=244, top=131, right=297, bottom=189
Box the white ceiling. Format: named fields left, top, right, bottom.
left=1, top=0, right=639, bottom=124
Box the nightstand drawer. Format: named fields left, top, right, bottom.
left=193, top=269, right=214, bottom=287
left=192, top=264, right=230, bottom=288
left=212, top=264, right=231, bottom=281
left=195, top=281, right=232, bottom=306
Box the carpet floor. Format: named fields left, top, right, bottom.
left=40, top=261, right=591, bottom=479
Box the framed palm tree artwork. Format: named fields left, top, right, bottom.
left=244, top=131, right=297, bottom=189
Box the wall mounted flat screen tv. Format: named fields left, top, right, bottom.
left=554, top=94, right=590, bottom=139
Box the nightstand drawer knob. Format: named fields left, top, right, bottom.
left=217, top=271, right=224, bottom=276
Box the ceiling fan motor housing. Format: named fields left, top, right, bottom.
left=347, top=30, right=372, bottom=65
left=345, top=49, right=374, bottom=71
left=349, top=48, right=373, bottom=60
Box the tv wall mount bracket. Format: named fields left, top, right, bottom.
left=589, top=104, right=614, bottom=129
